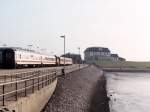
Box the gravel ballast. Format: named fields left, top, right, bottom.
left=42, top=65, right=110, bottom=112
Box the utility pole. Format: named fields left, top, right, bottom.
left=78, top=47, right=81, bottom=69
left=60, top=35, right=66, bottom=75
left=60, top=35, right=66, bottom=65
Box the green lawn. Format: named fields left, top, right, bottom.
left=93, top=60, right=150, bottom=69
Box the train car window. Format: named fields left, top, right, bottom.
left=45, top=57, right=54, bottom=61
left=20, top=54, right=21, bottom=59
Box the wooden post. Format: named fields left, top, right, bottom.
left=2, top=84, right=5, bottom=106
left=15, top=82, right=18, bottom=101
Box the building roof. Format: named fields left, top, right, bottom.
left=84, top=47, right=110, bottom=52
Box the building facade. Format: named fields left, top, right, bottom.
left=84, top=47, right=111, bottom=63
left=84, top=47, right=126, bottom=63
left=111, top=54, right=119, bottom=61
left=118, top=57, right=126, bottom=61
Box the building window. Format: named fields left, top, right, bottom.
left=90, top=52, right=93, bottom=56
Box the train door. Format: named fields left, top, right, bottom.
left=55, top=56, right=59, bottom=66
left=0, top=51, right=3, bottom=68
left=3, top=49, right=15, bottom=68
left=57, top=57, right=60, bottom=66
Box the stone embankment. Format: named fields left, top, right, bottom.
left=42, top=65, right=110, bottom=112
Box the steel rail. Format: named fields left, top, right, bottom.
left=0, top=77, right=57, bottom=98
left=0, top=72, right=56, bottom=86
left=0, top=64, right=88, bottom=106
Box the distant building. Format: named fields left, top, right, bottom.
left=84, top=47, right=111, bottom=63
left=111, top=54, right=119, bottom=61
left=84, top=47, right=126, bottom=63
left=118, top=57, right=126, bottom=61
left=61, top=53, right=82, bottom=64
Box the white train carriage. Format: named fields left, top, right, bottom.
left=0, top=47, right=73, bottom=68
left=41, top=55, right=56, bottom=65
left=0, top=47, right=57, bottom=68
left=59, top=57, right=73, bottom=65
left=15, top=50, right=42, bottom=66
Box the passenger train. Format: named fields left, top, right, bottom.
left=0, top=47, right=73, bottom=68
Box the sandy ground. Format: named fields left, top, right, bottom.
left=42, top=65, right=110, bottom=112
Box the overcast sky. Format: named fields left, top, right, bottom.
left=0, top=0, right=150, bottom=61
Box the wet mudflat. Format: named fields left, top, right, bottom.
left=106, top=72, right=150, bottom=112
left=42, top=65, right=110, bottom=112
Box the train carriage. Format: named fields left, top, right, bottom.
left=0, top=47, right=56, bottom=68
left=41, top=54, right=56, bottom=66
left=0, top=47, right=73, bottom=69
left=0, top=48, right=15, bottom=68
left=15, top=50, right=42, bottom=67
left=59, top=57, right=73, bottom=65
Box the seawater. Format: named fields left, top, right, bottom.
left=106, top=72, right=150, bottom=112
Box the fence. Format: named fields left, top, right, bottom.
left=0, top=69, right=57, bottom=84
left=0, top=71, right=57, bottom=106
left=63, top=64, right=88, bottom=75
left=0, top=64, right=88, bottom=106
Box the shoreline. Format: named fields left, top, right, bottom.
left=103, top=68, right=150, bottom=73
left=41, top=65, right=110, bottom=112
left=89, top=73, right=110, bottom=112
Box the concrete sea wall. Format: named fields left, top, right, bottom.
left=7, top=79, right=57, bottom=112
